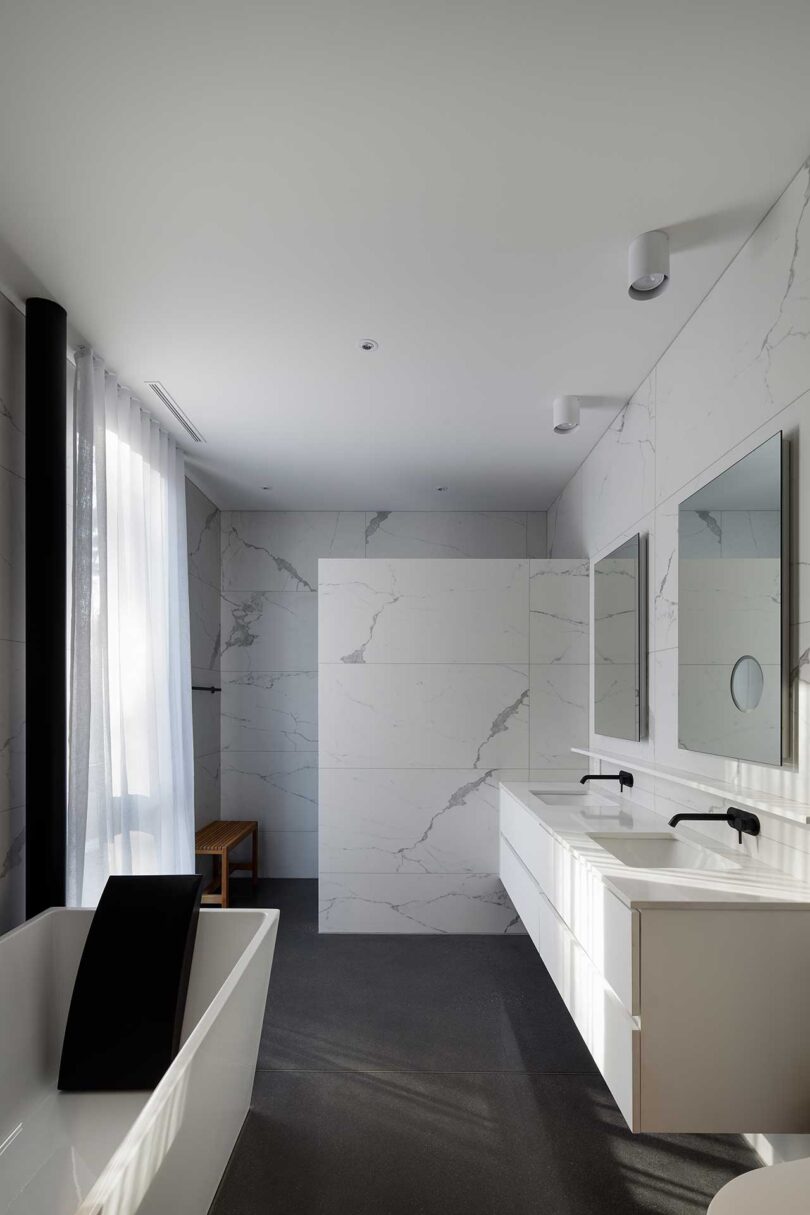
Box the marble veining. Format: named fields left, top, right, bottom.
left=221, top=514, right=548, bottom=882
left=221, top=753, right=318, bottom=834
left=319, top=873, right=523, bottom=934
left=0, top=819, right=24, bottom=879
left=319, top=558, right=587, bottom=929
left=226, top=528, right=316, bottom=591
left=220, top=590, right=316, bottom=672
left=186, top=482, right=221, bottom=590
left=339, top=576, right=401, bottom=664
left=319, top=663, right=530, bottom=771
left=473, top=691, right=529, bottom=768
left=363, top=511, right=530, bottom=559
left=320, top=559, right=530, bottom=666
left=221, top=671, right=316, bottom=752
left=319, top=767, right=527, bottom=876
left=758, top=164, right=810, bottom=401
left=548, top=150, right=810, bottom=900
left=364, top=511, right=391, bottom=543
left=530, top=559, right=589, bottom=664
left=222, top=511, right=365, bottom=592
left=680, top=509, right=781, bottom=559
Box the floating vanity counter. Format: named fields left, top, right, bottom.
left=499, top=781, right=810, bottom=1134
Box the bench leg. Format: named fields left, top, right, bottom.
left=220, top=848, right=229, bottom=908
left=252, top=825, right=259, bottom=889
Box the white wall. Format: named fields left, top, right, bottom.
left=219, top=512, right=546, bottom=877
left=317, top=557, right=588, bottom=931
left=548, top=156, right=810, bottom=1164
left=0, top=291, right=24, bottom=932
left=186, top=479, right=221, bottom=832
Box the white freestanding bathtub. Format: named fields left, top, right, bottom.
left=0, top=906, right=278, bottom=1215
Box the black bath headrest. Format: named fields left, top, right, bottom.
left=58, top=874, right=204, bottom=1091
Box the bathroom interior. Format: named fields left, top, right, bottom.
left=1, top=3, right=810, bottom=1213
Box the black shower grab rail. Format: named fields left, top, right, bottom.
left=191, top=684, right=221, bottom=693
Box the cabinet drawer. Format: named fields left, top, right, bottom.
left=500, top=791, right=553, bottom=893
left=500, top=833, right=541, bottom=949
left=500, top=836, right=639, bottom=1130
left=500, top=791, right=639, bottom=1014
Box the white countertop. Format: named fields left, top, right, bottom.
left=500, top=781, right=810, bottom=910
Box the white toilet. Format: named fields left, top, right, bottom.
left=709, top=1158, right=810, bottom=1213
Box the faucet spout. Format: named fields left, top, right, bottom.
left=668, top=807, right=760, bottom=845
left=580, top=769, right=634, bottom=792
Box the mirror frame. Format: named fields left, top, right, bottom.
left=676, top=431, right=789, bottom=766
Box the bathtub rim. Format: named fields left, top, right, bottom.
left=1, top=905, right=279, bottom=1215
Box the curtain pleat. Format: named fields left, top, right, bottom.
left=67, top=349, right=194, bottom=906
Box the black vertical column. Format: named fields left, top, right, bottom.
left=25, top=297, right=68, bottom=916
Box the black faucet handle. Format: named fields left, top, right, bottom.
left=727, top=807, right=760, bottom=842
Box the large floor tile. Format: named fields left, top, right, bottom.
left=248, top=881, right=595, bottom=1072
left=211, top=1069, right=755, bottom=1215
left=218, top=880, right=760, bottom=1215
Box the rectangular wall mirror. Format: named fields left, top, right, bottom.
left=594, top=533, right=647, bottom=741
left=678, top=431, right=788, bottom=765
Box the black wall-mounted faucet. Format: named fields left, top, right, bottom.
left=580, top=769, right=634, bottom=792
left=668, top=806, right=760, bottom=845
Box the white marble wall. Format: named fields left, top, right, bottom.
left=547, top=156, right=810, bottom=1165
left=220, top=511, right=547, bottom=878
left=318, top=558, right=587, bottom=932
left=548, top=156, right=810, bottom=798
left=0, top=292, right=25, bottom=933
left=186, top=479, right=221, bottom=833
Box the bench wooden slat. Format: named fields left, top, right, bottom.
left=194, top=819, right=259, bottom=908
left=195, top=820, right=256, bottom=853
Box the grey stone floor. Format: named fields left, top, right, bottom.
left=209, top=879, right=758, bottom=1214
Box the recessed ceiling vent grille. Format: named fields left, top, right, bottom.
left=145, top=381, right=205, bottom=442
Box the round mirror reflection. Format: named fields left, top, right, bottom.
left=730, top=655, right=764, bottom=713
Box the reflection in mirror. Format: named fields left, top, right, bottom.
left=678, top=432, right=786, bottom=764
left=594, top=533, right=647, bottom=741
left=730, top=656, right=764, bottom=713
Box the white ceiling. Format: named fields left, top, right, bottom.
left=1, top=0, right=809, bottom=511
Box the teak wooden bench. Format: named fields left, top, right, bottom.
left=195, top=819, right=258, bottom=908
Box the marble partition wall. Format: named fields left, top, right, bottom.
left=0, top=291, right=24, bottom=932
left=220, top=511, right=547, bottom=878
left=318, top=558, right=587, bottom=932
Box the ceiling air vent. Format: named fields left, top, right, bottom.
left=145, top=381, right=205, bottom=442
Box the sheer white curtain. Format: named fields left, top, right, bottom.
left=67, top=348, right=195, bottom=906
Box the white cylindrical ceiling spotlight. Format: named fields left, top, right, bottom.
left=628, top=230, right=669, bottom=299
left=553, top=395, right=580, bottom=434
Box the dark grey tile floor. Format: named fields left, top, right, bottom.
left=210, top=880, right=759, bottom=1215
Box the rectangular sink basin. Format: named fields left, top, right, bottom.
left=531, top=788, right=617, bottom=808
left=589, top=834, right=739, bottom=872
